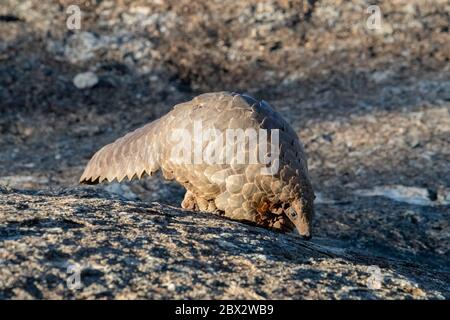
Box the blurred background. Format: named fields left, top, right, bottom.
left=0, top=1, right=449, bottom=270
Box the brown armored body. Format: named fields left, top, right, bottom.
left=80, top=92, right=315, bottom=238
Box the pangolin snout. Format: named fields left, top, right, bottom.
left=287, top=199, right=313, bottom=240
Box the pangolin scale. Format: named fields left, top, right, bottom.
left=80, top=92, right=315, bottom=238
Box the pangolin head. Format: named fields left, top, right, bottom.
left=284, top=182, right=315, bottom=240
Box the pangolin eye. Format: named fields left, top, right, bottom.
left=288, top=208, right=297, bottom=218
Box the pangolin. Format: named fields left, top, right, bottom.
left=80, top=92, right=315, bottom=239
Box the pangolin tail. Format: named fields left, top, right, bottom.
left=79, top=120, right=162, bottom=184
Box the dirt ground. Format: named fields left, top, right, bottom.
left=0, top=0, right=449, bottom=299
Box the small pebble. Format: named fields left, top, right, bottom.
left=73, top=72, right=98, bottom=89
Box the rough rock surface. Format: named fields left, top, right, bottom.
left=0, top=186, right=448, bottom=299
left=0, top=0, right=449, bottom=299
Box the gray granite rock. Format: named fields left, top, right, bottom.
left=0, top=187, right=448, bottom=299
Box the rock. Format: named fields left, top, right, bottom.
left=73, top=72, right=98, bottom=89
left=0, top=187, right=448, bottom=299
left=0, top=0, right=449, bottom=301
left=65, top=32, right=102, bottom=63
left=370, top=70, right=394, bottom=83
left=0, top=176, right=49, bottom=188
left=354, top=185, right=450, bottom=206
left=314, top=192, right=336, bottom=204
left=104, top=183, right=138, bottom=200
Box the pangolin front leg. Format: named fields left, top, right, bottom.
left=181, top=190, right=197, bottom=210
left=182, top=191, right=218, bottom=213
